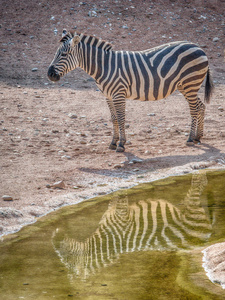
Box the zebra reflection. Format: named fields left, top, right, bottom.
left=52, top=171, right=212, bottom=279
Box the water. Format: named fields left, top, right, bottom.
left=0, top=170, right=225, bottom=299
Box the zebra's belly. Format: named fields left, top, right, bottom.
left=97, top=81, right=176, bottom=101
left=125, top=87, right=173, bottom=101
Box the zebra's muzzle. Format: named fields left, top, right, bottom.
left=47, top=65, right=61, bottom=82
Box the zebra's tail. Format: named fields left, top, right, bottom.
left=204, top=68, right=214, bottom=104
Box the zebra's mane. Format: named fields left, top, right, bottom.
left=80, top=33, right=113, bottom=51
left=60, top=30, right=113, bottom=51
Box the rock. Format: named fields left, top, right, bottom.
left=213, top=37, right=219, bottom=42
left=130, top=158, right=143, bottom=163
left=61, top=155, right=71, bottom=159
left=80, top=140, right=87, bottom=144
left=73, top=186, right=80, bottom=189
left=0, top=208, right=23, bottom=218
left=88, top=10, right=97, bottom=17
left=52, top=181, right=65, bottom=189
left=202, top=242, right=225, bottom=289
left=114, top=164, right=122, bottom=169
left=68, top=113, right=77, bottom=119
left=2, top=195, right=13, bottom=201
left=218, top=107, right=224, bottom=111
left=147, top=113, right=156, bottom=116
left=31, top=68, right=38, bottom=72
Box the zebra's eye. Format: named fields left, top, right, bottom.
left=61, top=52, right=68, bottom=57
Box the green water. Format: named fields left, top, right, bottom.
left=0, top=170, right=225, bottom=299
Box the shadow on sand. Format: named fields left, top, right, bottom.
left=79, top=143, right=225, bottom=178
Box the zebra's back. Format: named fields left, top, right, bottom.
left=112, top=41, right=208, bottom=101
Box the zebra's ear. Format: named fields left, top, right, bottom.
left=62, top=29, right=67, bottom=37
left=59, top=29, right=68, bottom=42
left=70, top=35, right=80, bottom=47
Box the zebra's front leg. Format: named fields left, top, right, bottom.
left=187, top=97, right=205, bottom=145
left=106, top=99, right=119, bottom=150
left=113, top=96, right=126, bottom=152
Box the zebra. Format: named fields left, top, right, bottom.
left=48, top=30, right=214, bottom=152
left=52, top=171, right=212, bottom=279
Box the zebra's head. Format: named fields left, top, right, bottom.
left=47, top=29, right=80, bottom=82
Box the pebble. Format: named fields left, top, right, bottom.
left=80, top=140, right=87, bottom=144
left=68, top=113, right=77, bottom=119
left=213, top=37, right=219, bottom=42
left=114, top=164, right=122, bottom=169
left=130, top=158, right=143, bottom=163
left=218, top=107, right=224, bottom=111
left=147, top=113, right=156, bottom=116
left=61, top=155, right=71, bottom=160
left=2, top=195, right=13, bottom=201
left=52, top=181, right=65, bottom=189
left=31, top=68, right=38, bottom=72
left=88, top=10, right=97, bottom=17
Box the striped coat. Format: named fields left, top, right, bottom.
left=52, top=172, right=212, bottom=279
left=48, top=30, right=214, bottom=152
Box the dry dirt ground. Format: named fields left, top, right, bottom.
left=0, top=0, right=225, bottom=239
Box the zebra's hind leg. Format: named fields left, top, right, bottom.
left=178, top=85, right=205, bottom=145
left=106, top=98, right=119, bottom=150
left=186, top=97, right=206, bottom=145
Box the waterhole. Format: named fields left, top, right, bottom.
left=0, top=170, right=225, bottom=299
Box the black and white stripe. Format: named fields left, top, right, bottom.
left=48, top=30, right=214, bottom=152
left=53, top=172, right=212, bottom=279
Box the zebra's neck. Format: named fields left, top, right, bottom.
left=78, top=33, right=113, bottom=79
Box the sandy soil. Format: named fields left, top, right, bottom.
left=0, top=0, right=225, bottom=238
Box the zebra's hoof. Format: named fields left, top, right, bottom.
left=186, top=141, right=194, bottom=146
left=109, top=143, right=117, bottom=150
left=116, top=146, right=125, bottom=152
left=194, top=139, right=201, bottom=145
